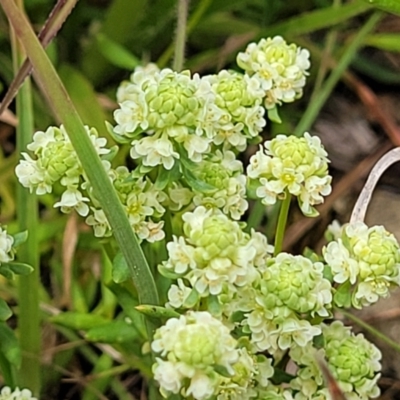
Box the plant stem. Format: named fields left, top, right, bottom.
left=173, top=0, right=189, bottom=71
left=11, top=0, right=40, bottom=394
left=158, top=0, right=212, bottom=68
left=274, top=191, right=291, bottom=256
left=1, top=0, right=160, bottom=339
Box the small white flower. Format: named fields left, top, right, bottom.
left=54, top=188, right=90, bottom=216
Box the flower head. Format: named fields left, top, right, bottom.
left=323, top=321, right=381, bottom=399
left=151, top=311, right=242, bottom=400
left=323, top=222, right=400, bottom=308
left=247, top=132, right=331, bottom=216
left=237, top=36, right=310, bottom=110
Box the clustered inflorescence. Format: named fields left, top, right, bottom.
left=15, top=36, right=400, bottom=400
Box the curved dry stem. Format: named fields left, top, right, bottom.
left=351, top=147, right=400, bottom=223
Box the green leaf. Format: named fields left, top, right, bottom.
left=0, top=322, right=21, bottom=367
left=182, top=288, right=200, bottom=309
left=6, top=262, right=33, bottom=276
left=334, top=281, right=352, bottom=308
left=135, top=305, right=180, bottom=319
left=105, top=121, right=132, bottom=144
left=206, top=294, right=221, bottom=316
left=271, top=368, right=295, bottom=385
left=106, top=282, right=147, bottom=339
left=95, top=33, right=140, bottom=70
left=214, top=364, right=232, bottom=378
left=112, top=251, right=131, bottom=284
left=154, top=162, right=181, bottom=191
left=11, top=230, right=28, bottom=247
left=267, top=107, right=282, bottom=124
left=0, top=265, right=14, bottom=280
left=182, top=167, right=216, bottom=193
left=0, top=299, right=12, bottom=321
left=363, top=0, right=400, bottom=15
left=50, top=312, right=109, bottom=330
left=85, top=320, right=139, bottom=343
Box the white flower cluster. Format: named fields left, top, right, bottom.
left=152, top=311, right=273, bottom=400
left=242, top=253, right=332, bottom=354
left=237, top=36, right=310, bottom=110
left=15, top=126, right=168, bottom=242
left=0, top=227, right=15, bottom=264
left=159, top=206, right=273, bottom=309
left=247, top=132, right=332, bottom=216
left=86, top=166, right=167, bottom=242
left=0, top=387, right=37, bottom=400
left=324, top=222, right=400, bottom=308
left=114, top=66, right=266, bottom=172
left=191, top=150, right=248, bottom=220
left=15, top=125, right=110, bottom=216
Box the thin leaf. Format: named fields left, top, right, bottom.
left=85, top=320, right=140, bottom=343
left=96, top=32, right=140, bottom=70
left=135, top=305, right=180, bottom=319
left=50, top=312, right=109, bottom=330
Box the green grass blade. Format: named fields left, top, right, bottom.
left=0, top=0, right=159, bottom=338
left=11, top=1, right=40, bottom=393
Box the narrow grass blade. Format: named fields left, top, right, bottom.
left=0, top=0, right=159, bottom=338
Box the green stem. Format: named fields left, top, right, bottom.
left=173, top=0, right=189, bottom=72
left=11, top=0, right=41, bottom=394
left=158, top=0, right=212, bottom=68
left=293, top=11, right=382, bottom=136
left=0, top=0, right=159, bottom=337
left=274, top=191, right=291, bottom=256
left=338, top=308, right=400, bottom=353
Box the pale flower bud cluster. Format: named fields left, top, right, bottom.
left=323, top=222, right=400, bottom=308
left=151, top=311, right=267, bottom=400
left=15, top=125, right=110, bottom=217
left=15, top=126, right=167, bottom=242
left=0, top=226, right=15, bottom=264
left=243, top=253, right=332, bottom=353
left=159, top=206, right=273, bottom=309
left=113, top=66, right=267, bottom=175
left=289, top=321, right=382, bottom=400
left=191, top=150, right=248, bottom=220
left=247, top=132, right=332, bottom=216
left=86, top=166, right=167, bottom=242
left=236, top=36, right=310, bottom=110
left=0, top=387, right=37, bottom=400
